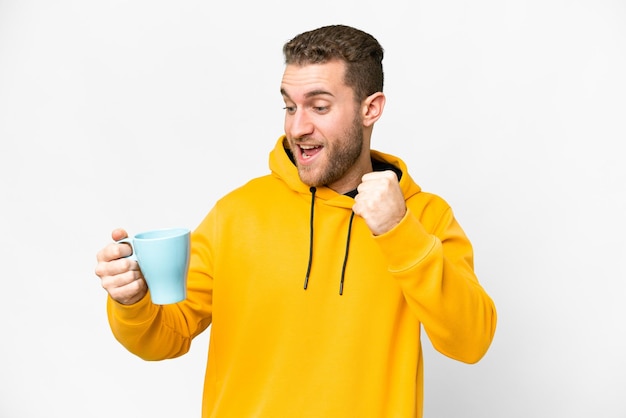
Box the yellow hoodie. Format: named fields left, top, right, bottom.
left=107, top=136, right=497, bottom=417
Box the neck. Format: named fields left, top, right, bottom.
left=327, top=157, right=373, bottom=195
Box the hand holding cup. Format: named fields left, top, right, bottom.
left=95, top=227, right=190, bottom=305
left=95, top=228, right=148, bottom=305
left=117, top=228, right=190, bottom=305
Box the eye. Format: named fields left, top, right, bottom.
left=283, top=106, right=296, bottom=115
left=313, top=106, right=330, bottom=114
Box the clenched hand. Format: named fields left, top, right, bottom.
left=352, top=170, right=406, bottom=236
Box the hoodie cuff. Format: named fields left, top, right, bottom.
left=373, top=209, right=437, bottom=272
left=107, top=292, right=157, bottom=325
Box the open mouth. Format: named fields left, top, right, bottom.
left=300, top=144, right=322, bottom=160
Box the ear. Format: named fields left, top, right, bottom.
left=361, top=92, right=386, bottom=127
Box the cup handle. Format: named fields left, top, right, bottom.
left=116, top=237, right=137, bottom=261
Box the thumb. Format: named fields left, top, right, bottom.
left=111, top=228, right=129, bottom=242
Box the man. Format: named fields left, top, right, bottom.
left=95, top=24, right=497, bottom=417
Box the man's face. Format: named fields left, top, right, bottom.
left=280, top=60, right=367, bottom=192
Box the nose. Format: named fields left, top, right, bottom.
left=286, top=108, right=314, bottom=139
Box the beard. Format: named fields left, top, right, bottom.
left=295, top=115, right=364, bottom=187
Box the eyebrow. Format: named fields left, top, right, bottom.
left=280, top=88, right=335, bottom=100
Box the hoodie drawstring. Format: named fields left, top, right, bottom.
left=303, top=187, right=355, bottom=295
left=303, top=187, right=316, bottom=290
left=339, top=211, right=355, bottom=295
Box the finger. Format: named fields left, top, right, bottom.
left=104, top=274, right=148, bottom=305
left=357, top=173, right=392, bottom=194
left=111, top=228, right=128, bottom=242
left=361, top=170, right=397, bottom=183
left=100, top=264, right=143, bottom=289
left=97, top=240, right=134, bottom=264
left=95, top=254, right=138, bottom=280
left=356, top=181, right=385, bottom=200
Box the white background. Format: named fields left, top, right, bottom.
left=1, top=0, right=625, bottom=417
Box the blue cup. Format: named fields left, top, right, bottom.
left=118, top=228, right=190, bottom=305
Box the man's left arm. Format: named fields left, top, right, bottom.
left=353, top=171, right=497, bottom=363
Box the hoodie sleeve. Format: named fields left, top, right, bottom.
left=106, top=211, right=216, bottom=361
left=373, top=196, right=497, bottom=363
